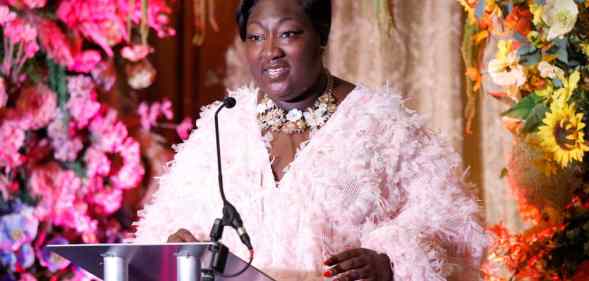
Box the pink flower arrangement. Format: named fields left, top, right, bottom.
left=110, top=137, right=144, bottom=189
left=56, top=0, right=127, bottom=57
left=89, top=187, right=122, bottom=216
left=0, top=122, right=25, bottom=170
left=138, top=99, right=173, bottom=130
left=0, top=0, right=174, bottom=278
left=66, top=75, right=101, bottom=128
left=47, top=116, right=83, bottom=161
left=84, top=147, right=111, bottom=178
left=89, top=109, right=128, bottom=151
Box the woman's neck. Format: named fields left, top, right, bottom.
left=273, top=73, right=328, bottom=111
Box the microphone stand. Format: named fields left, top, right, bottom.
left=201, top=97, right=253, bottom=281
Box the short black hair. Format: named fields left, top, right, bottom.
left=236, top=0, right=332, bottom=46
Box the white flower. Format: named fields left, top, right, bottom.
left=488, top=52, right=527, bottom=87
left=286, top=109, right=303, bottom=122
left=538, top=61, right=564, bottom=79
left=542, top=0, right=579, bottom=40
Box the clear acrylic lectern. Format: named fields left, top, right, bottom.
left=46, top=243, right=275, bottom=281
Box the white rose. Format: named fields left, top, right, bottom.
left=542, top=0, right=579, bottom=40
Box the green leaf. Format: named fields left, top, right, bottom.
left=523, top=103, right=549, bottom=133
left=47, top=57, right=68, bottom=109
left=551, top=38, right=569, bottom=64
left=65, top=161, right=87, bottom=178
left=502, top=93, right=543, bottom=119
left=520, top=51, right=542, bottom=65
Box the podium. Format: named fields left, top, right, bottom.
left=46, top=243, right=275, bottom=281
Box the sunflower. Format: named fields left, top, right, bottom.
left=538, top=99, right=589, bottom=168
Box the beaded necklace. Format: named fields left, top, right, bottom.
left=257, top=73, right=336, bottom=134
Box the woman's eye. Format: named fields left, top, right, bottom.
left=280, top=31, right=302, bottom=39
left=246, top=34, right=264, bottom=42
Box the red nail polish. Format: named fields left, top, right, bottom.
left=323, top=270, right=333, bottom=277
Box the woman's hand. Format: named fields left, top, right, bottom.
left=323, top=248, right=393, bottom=281
left=166, top=229, right=199, bottom=243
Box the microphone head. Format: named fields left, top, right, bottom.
left=223, top=97, right=237, bottom=109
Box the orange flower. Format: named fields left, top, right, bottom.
left=505, top=6, right=533, bottom=35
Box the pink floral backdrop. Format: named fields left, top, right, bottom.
left=0, top=0, right=190, bottom=280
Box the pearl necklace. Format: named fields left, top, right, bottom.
left=257, top=73, right=336, bottom=134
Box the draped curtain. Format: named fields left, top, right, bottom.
left=326, top=1, right=525, bottom=230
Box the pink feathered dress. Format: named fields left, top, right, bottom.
left=132, top=86, right=488, bottom=280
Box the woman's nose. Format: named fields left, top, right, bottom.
left=262, top=38, right=285, bottom=61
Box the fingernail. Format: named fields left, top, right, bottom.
left=323, top=270, right=333, bottom=277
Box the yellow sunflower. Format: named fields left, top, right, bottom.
left=538, top=99, right=589, bottom=168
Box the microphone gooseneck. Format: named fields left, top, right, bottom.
left=204, top=97, right=253, bottom=281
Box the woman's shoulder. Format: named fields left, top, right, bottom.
left=345, top=84, right=423, bottom=128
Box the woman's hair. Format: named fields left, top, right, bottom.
left=236, top=0, right=332, bottom=46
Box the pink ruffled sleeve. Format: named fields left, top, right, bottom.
left=130, top=101, right=223, bottom=243
left=361, top=110, right=487, bottom=280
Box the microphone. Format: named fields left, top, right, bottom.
left=212, top=96, right=253, bottom=250
left=202, top=96, right=254, bottom=281
left=223, top=97, right=236, bottom=108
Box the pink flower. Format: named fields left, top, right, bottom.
left=138, top=99, right=173, bottom=130
left=176, top=117, right=194, bottom=140
left=84, top=147, right=111, bottom=178
left=89, top=109, right=128, bottom=152
left=4, top=18, right=38, bottom=57
left=89, top=187, right=122, bottom=215
left=0, top=5, right=17, bottom=25
left=67, top=75, right=101, bottom=128
left=12, top=84, right=57, bottom=130
left=121, top=44, right=152, bottom=62
left=70, top=49, right=101, bottom=73
left=57, top=0, right=127, bottom=56
left=0, top=76, right=7, bottom=108
left=6, top=0, right=46, bottom=9
left=37, top=18, right=74, bottom=67
left=48, top=116, right=83, bottom=161
left=116, top=0, right=175, bottom=38
left=110, top=137, right=144, bottom=189
left=0, top=123, right=25, bottom=170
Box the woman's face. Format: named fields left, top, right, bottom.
left=245, top=0, right=323, bottom=104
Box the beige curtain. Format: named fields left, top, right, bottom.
left=224, top=0, right=523, bottom=230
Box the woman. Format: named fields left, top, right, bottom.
left=132, top=0, right=487, bottom=280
